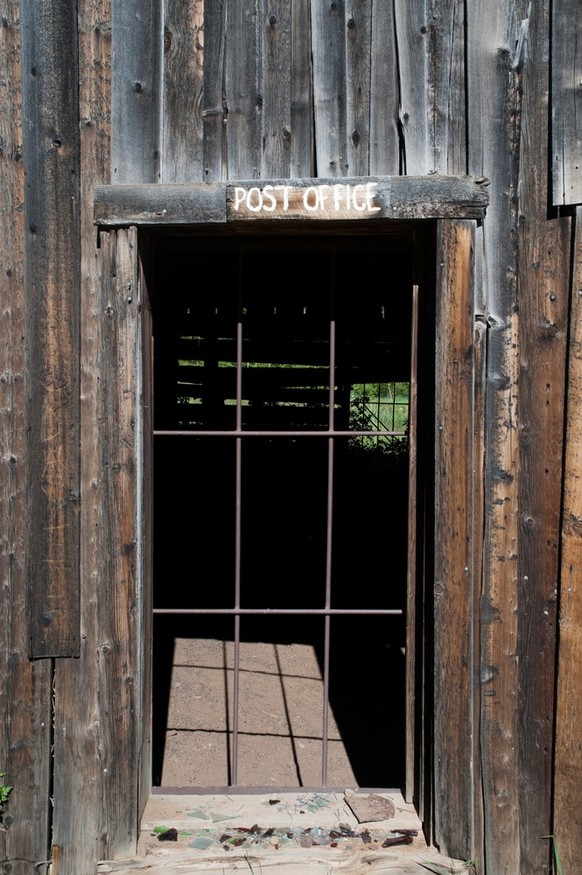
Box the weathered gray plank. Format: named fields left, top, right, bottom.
left=261, top=1, right=292, bottom=178
left=111, top=0, right=162, bottom=182
left=225, top=0, right=261, bottom=178
left=432, top=219, right=476, bottom=860
left=0, top=2, right=53, bottom=870
left=369, top=1, right=400, bottom=175
left=52, top=3, right=114, bottom=871
left=94, top=176, right=488, bottom=226
left=21, top=0, right=81, bottom=657
left=516, top=2, right=571, bottom=870
left=311, top=0, right=349, bottom=177
left=466, top=3, right=522, bottom=870
left=345, top=1, right=372, bottom=176
left=290, top=1, right=314, bottom=177
left=163, top=0, right=204, bottom=182
left=552, top=0, right=582, bottom=205
left=202, top=0, right=227, bottom=181
left=94, top=182, right=227, bottom=225
left=429, top=0, right=466, bottom=174
left=393, top=0, right=430, bottom=174
left=554, top=208, right=582, bottom=873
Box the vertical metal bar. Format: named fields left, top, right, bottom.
left=231, top=258, right=244, bottom=785
left=405, top=284, right=419, bottom=802
left=322, top=263, right=336, bottom=787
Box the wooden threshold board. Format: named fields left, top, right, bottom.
left=98, top=791, right=471, bottom=874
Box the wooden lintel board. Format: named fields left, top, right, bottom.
left=93, top=175, right=489, bottom=227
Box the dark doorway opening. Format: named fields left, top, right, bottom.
left=150, top=233, right=420, bottom=791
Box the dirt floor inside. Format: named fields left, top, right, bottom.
left=153, top=631, right=405, bottom=789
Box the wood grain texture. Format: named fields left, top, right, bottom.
left=52, top=3, right=114, bottom=870
left=551, top=0, right=582, bottom=205
left=163, top=0, right=204, bottom=182
left=516, top=4, right=571, bottom=871
left=261, top=1, right=291, bottom=178
left=225, top=0, right=261, bottom=178
left=111, top=0, right=162, bottom=182
left=54, top=230, right=143, bottom=872
left=554, top=208, right=582, bottom=871
left=21, top=0, right=81, bottom=658
left=467, top=3, right=522, bottom=870
left=94, top=176, right=489, bottom=226
left=394, top=0, right=430, bottom=174
left=0, top=2, right=53, bottom=869
left=290, top=0, right=314, bottom=177
left=428, top=0, right=466, bottom=175
left=432, top=220, right=476, bottom=860
left=311, top=0, right=349, bottom=177
left=369, top=1, right=400, bottom=175
left=202, top=0, right=227, bottom=180
left=345, top=1, right=372, bottom=177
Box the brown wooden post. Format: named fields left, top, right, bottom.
left=517, top=4, right=571, bottom=871
left=554, top=208, right=582, bottom=871
left=432, top=218, right=477, bottom=859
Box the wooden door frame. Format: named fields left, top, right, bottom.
left=92, top=178, right=485, bottom=862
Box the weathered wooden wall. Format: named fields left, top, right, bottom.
left=1, top=1, right=581, bottom=874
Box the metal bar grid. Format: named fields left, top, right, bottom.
left=154, top=253, right=406, bottom=790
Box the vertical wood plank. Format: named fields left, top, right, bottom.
left=554, top=208, right=582, bottom=872
left=369, top=0, right=400, bottom=175
left=163, top=0, right=204, bottom=182
left=260, top=0, right=291, bottom=178
left=21, top=0, right=81, bottom=657
left=429, top=0, right=466, bottom=175
left=0, top=2, right=53, bottom=869
left=345, top=0, right=372, bottom=177
left=111, top=0, right=162, bottom=182
left=393, top=0, right=430, bottom=175
left=225, top=0, right=261, bottom=179
left=53, top=0, right=139, bottom=875
left=138, top=243, right=154, bottom=819
left=551, top=1, right=582, bottom=206
left=311, top=0, right=349, bottom=177
left=55, top=230, right=142, bottom=873
left=467, top=3, right=521, bottom=870
left=290, top=0, right=314, bottom=177
left=202, top=0, right=227, bottom=181
left=432, top=219, right=476, bottom=860
left=516, top=3, right=571, bottom=870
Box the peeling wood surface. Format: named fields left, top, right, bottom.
left=21, top=0, right=81, bottom=657
left=93, top=176, right=489, bottom=227
left=0, top=1, right=53, bottom=869
left=554, top=208, right=582, bottom=871
left=552, top=0, right=582, bottom=205
left=432, top=220, right=476, bottom=859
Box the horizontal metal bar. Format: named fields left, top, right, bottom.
left=153, top=607, right=403, bottom=616
left=154, top=429, right=407, bottom=438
